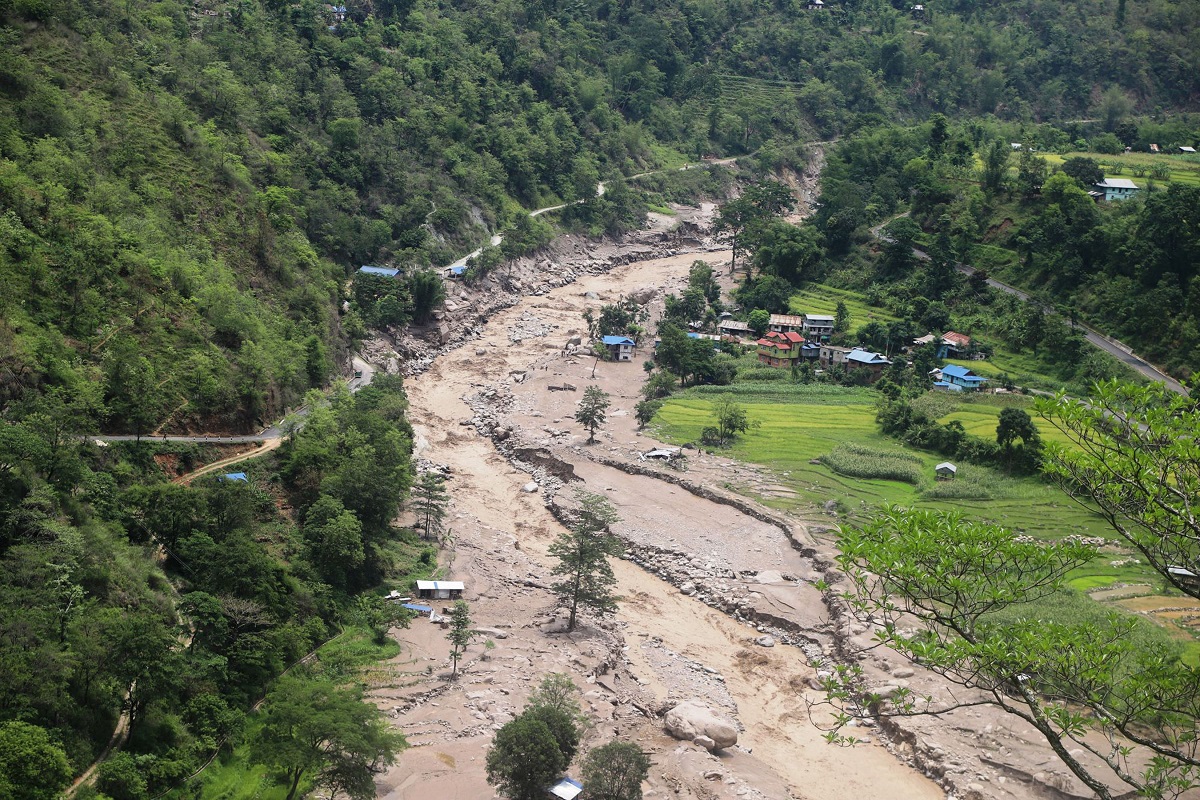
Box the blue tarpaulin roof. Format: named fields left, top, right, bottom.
left=358, top=265, right=400, bottom=278
left=549, top=777, right=584, bottom=800
left=402, top=603, right=432, bottom=613
left=220, top=472, right=249, bottom=482
left=601, top=335, right=635, bottom=345
left=450, top=265, right=467, bottom=275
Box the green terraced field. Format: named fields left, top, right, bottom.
left=653, top=386, right=1112, bottom=541
left=1042, top=152, right=1200, bottom=189
left=788, top=284, right=899, bottom=324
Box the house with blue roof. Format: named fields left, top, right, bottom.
left=940, top=363, right=987, bottom=390
left=219, top=472, right=249, bottom=482
left=601, top=335, right=636, bottom=362
left=358, top=265, right=400, bottom=278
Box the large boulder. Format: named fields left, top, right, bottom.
left=664, top=700, right=738, bottom=751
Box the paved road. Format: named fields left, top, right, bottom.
left=872, top=216, right=1188, bottom=396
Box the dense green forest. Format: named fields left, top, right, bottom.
left=0, top=375, right=422, bottom=798
left=3, top=0, right=1199, bottom=429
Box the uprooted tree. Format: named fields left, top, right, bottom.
left=820, top=381, right=1200, bottom=799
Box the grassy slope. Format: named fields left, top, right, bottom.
left=1041, top=152, right=1200, bottom=189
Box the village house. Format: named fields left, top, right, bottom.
left=1093, top=178, right=1140, bottom=201
left=845, top=348, right=891, bottom=382
left=415, top=580, right=464, bottom=601
left=938, top=363, right=987, bottom=390
left=819, top=344, right=853, bottom=369
left=717, top=319, right=752, bottom=339
left=914, top=331, right=973, bottom=359
left=601, top=335, right=636, bottom=362
left=768, top=314, right=805, bottom=334
left=802, top=314, right=835, bottom=341
left=819, top=346, right=890, bottom=381
left=756, top=331, right=805, bottom=368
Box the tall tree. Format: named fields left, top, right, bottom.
left=995, top=406, right=1041, bottom=474
left=713, top=180, right=795, bottom=275
left=711, top=394, right=757, bottom=445
left=574, top=385, right=611, bottom=444
left=410, top=470, right=449, bottom=542
left=485, top=714, right=568, bottom=800
left=407, top=270, right=446, bottom=324
left=0, top=721, right=72, bottom=800
left=549, top=490, right=622, bottom=631
left=581, top=741, right=652, bottom=800
left=446, top=599, right=474, bottom=679
left=250, top=672, right=405, bottom=800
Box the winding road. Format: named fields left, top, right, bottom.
left=872, top=215, right=1188, bottom=395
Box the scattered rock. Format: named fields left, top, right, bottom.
left=754, top=636, right=775, bottom=648
left=522, top=482, right=539, bottom=493
left=664, top=700, right=738, bottom=750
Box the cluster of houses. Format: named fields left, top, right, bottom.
left=598, top=311, right=992, bottom=390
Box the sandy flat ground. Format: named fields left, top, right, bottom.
left=371, top=241, right=954, bottom=800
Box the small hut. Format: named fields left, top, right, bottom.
left=415, top=580, right=464, bottom=601
left=935, top=462, right=957, bottom=480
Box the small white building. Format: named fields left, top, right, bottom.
left=935, top=462, right=957, bottom=480
left=416, top=580, right=465, bottom=600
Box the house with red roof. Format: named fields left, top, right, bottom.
left=756, top=330, right=805, bottom=368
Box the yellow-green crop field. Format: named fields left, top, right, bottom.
left=1041, top=151, right=1200, bottom=189
left=653, top=385, right=1200, bottom=657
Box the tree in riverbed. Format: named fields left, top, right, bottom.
left=486, top=713, right=569, bottom=800
left=575, top=385, right=610, bottom=444
left=410, top=470, right=449, bottom=541
left=581, top=740, right=652, bottom=800
left=446, top=600, right=474, bottom=678
left=549, top=490, right=622, bottom=631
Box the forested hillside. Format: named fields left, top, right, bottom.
left=805, top=117, right=1200, bottom=377
left=3, top=0, right=1199, bottom=429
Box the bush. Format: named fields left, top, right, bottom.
left=819, top=443, right=924, bottom=484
